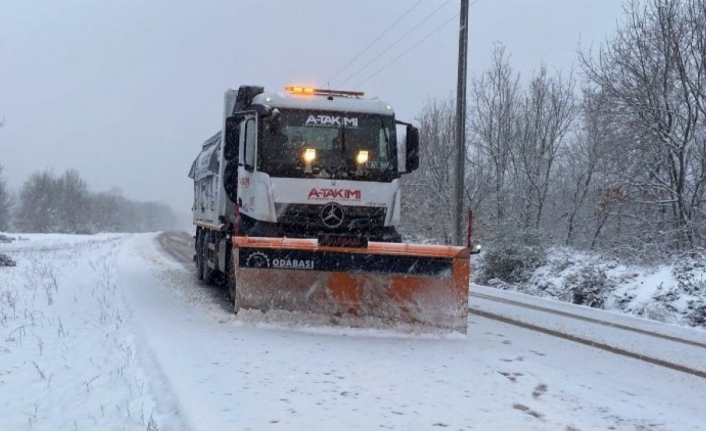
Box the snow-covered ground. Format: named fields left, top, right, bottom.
left=478, top=246, right=706, bottom=330
left=2, top=233, right=706, bottom=430
left=0, top=233, right=177, bottom=430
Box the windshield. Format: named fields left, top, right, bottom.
left=259, top=109, right=397, bottom=181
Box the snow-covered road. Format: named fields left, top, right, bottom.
left=120, top=233, right=706, bottom=431
left=469, top=288, right=706, bottom=378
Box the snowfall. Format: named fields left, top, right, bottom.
left=1, top=233, right=705, bottom=431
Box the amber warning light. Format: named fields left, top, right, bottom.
left=286, top=86, right=315, bottom=95
left=285, top=86, right=365, bottom=97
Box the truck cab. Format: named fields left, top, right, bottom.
left=224, top=85, right=419, bottom=242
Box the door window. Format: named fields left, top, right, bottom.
left=243, top=118, right=256, bottom=169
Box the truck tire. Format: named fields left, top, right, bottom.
left=201, top=231, right=214, bottom=285
left=225, top=252, right=238, bottom=312
left=196, top=229, right=204, bottom=281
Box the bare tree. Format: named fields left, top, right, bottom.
left=16, top=169, right=91, bottom=233
left=516, top=66, right=578, bottom=230
left=464, top=138, right=493, bottom=226
left=55, top=169, right=91, bottom=233
left=559, top=89, right=609, bottom=245
left=402, top=98, right=457, bottom=242
left=0, top=165, right=13, bottom=232
left=402, top=0, right=706, bottom=262
left=16, top=168, right=179, bottom=233
left=470, top=44, right=521, bottom=224
left=581, top=0, right=706, bottom=250
left=16, top=170, right=59, bottom=233
left=91, top=187, right=127, bottom=232
left=0, top=120, right=11, bottom=231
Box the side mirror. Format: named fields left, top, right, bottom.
left=405, top=125, right=419, bottom=172
left=269, top=108, right=281, bottom=134
left=251, top=103, right=273, bottom=117
left=224, top=115, right=241, bottom=161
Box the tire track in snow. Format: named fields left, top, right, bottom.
left=158, top=232, right=194, bottom=266
left=469, top=307, right=706, bottom=380
left=470, top=291, right=706, bottom=349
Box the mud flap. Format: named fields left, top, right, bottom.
left=232, top=237, right=470, bottom=333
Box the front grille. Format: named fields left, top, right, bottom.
left=275, top=204, right=386, bottom=231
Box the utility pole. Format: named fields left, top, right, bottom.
left=453, top=0, right=469, bottom=246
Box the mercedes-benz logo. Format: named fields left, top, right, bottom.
left=320, top=203, right=345, bottom=228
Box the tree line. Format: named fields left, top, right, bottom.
left=0, top=167, right=177, bottom=234
left=402, top=0, right=706, bottom=262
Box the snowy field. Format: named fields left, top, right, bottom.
left=0, top=233, right=175, bottom=430
left=2, top=233, right=705, bottom=430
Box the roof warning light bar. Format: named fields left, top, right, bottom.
left=285, top=86, right=364, bottom=97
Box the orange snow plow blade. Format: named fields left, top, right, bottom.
left=233, top=237, right=470, bottom=333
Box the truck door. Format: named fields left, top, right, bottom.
left=238, top=115, right=257, bottom=217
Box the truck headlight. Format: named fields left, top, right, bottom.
left=356, top=150, right=369, bottom=164
left=303, top=148, right=316, bottom=163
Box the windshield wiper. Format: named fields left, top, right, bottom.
left=380, top=117, right=393, bottom=171
left=380, top=117, right=389, bottom=146
left=341, top=123, right=346, bottom=154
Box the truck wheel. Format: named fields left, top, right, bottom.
left=196, top=230, right=204, bottom=281
left=201, top=231, right=215, bottom=286
left=223, top=238, right=239, bottom=312
left=225, top=261, right=238, bottom=312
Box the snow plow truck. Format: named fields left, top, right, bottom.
left=189, top=85, right=471, bottom=332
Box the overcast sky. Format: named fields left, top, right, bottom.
left=0, top=0, right=625, bottom=226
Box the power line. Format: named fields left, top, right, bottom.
left=353, top=0, right=479, bottom=90
left=337, top=0, right=453, bottom=87
left=353, top=13, right=459, bottom=89
left=328, top=0, right=424, bottom=84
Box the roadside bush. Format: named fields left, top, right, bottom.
left=0, top=253, right=15, bottom=267
left=685, top=302, right=706, bottom=327
left=636, top=302, right=680, bottom=324
left=563, top=266, right=612, bottom=308
left=478, top=227, right=547, bottom=284
left=672, top=249, right=706, bottom=295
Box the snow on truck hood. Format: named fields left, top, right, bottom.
left=252, top=91, right=394, bottom=115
